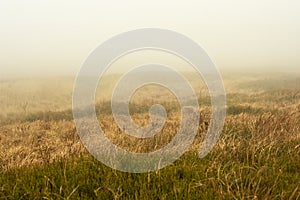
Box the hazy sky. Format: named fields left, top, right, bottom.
left=0, top=0, right=299, bottom=78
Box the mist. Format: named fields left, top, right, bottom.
left=0, top=0, right=299, bottom=79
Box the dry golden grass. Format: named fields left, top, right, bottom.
left=1, top=103, right=298, bottom=168
left=0, top=120, right=84, bottom=170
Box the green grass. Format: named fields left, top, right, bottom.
left=1, top=137, right=299, bottom=199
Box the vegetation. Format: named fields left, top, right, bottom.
left=0, top=72, right=299, bottom=199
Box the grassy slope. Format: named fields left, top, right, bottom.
left=1, top=136, right=299, bottom=199
left=0, top=73, right=299, bottom=199
left=1, top=111, right=299, bottom=199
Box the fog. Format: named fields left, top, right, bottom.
left=0, top=0, right=299, bottom=79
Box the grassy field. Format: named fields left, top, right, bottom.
left=0, top=72, right=299, bottom=199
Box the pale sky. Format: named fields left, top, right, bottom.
left=0, top=0, right=299, bottom=78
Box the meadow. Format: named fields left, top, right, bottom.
left=0, top=72, right=299, bottom=199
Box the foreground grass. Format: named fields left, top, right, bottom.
left=1, top=109, right=299, bottom=199
left=1, top=138, right=299, bottom=199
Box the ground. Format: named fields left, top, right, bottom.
left=0, top=72, right=299, bottom=199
